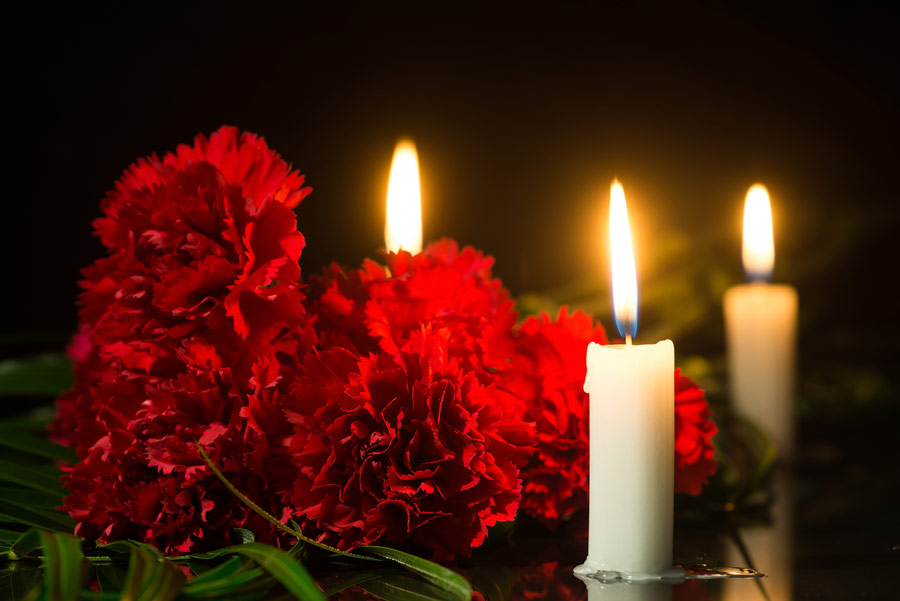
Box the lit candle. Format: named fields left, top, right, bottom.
left=575, top=180, right=676, bottom=580
left=385, top=139, right=423, bottom=254
left=724, top=184, right=798, bottom=459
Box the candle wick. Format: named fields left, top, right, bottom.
left=625, top=334, right=632, bottom=346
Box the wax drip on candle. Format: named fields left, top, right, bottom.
left=610, top=180, right=639, bottom=341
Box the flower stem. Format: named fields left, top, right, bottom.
left=194, top=442, right=376, bottom=561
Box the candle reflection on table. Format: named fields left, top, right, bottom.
left=723, top=470, right=794, bottom=601
left=577, top=578, right=672, bottom=601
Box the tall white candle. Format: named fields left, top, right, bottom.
left=724, top=184, right=798, bottom=459
left=576, top=181, right=676, bottom=579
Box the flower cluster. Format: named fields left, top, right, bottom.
left=54, top=126, right=717, bottom=558
left=54, top=126, right=312, bottom=552
left=500, top=309, right=718, bottom=529
left=289, top=243, right=533, bottom=558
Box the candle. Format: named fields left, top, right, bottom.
left=385, top=139, right=423, bottom=254
left=724, top=184, right=798, bottom=459
left=575, top=181, right=676, bottom=580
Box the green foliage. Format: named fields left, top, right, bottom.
left=35, top=530, right=84, bottom=601
left=0, top=353, right=73, bottom=397
left=362, top=547, right=471, bottom=601
left=0, top=414, right=476, bottom=601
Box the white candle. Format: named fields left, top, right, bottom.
left=576, top=181, right=676, bottom=579
left=724, top=184, right=798, bottom=459
left=385, top=139, right=423, bottom=254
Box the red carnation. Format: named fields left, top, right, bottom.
left=54, top=127, right=311, bottom=552
left=673, top=369, right=718, bottom=495
left=502, top=308, right=608, bottom=529
left=287, top=328, right=533, bottom=559
left=307, top=239, right=517, bottom=371
left=293, top=241, right=530, bottom=558
left=504, top=309, right=718, bottom=529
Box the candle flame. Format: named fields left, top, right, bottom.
left=385, top=139, right=423, bottom=254
left=742, top=183, right=774, bottom=282
left=609, top=180, right=638, bottom=340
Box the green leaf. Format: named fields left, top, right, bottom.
left=180, top=555, right=275, bottom=598
left=186, top=543, right=326, bottom=601
left=0, top=486, right=66, bottom=510
left=321, top=571, right=383, bottom=597
left=0, top=497, right=74, bottom=532
left=94, top=563, right=128, bottom=593
left=37, top=530, right=84, bottom=601
left=359, top=573, right=464, bottom=601
left=230, top=528, right=256, bottom=545
left=118, top=543, right=185, bottom=601
left=0, top=460, right=65, bottom=497
left=182, top=566, right=266, bottom=596
left=0, top=424, right=78, bottom=464
left=362, top=546, right=471, bottom=601
left=10, top=528, right=44, bottom=559
left=0, top=528, right=22, bottom=547
left=195, top=443, right=374, bottom=562
left=0, top=353, right=73, bottom=397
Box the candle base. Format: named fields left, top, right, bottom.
left=573, top=564, right=685, bottom=582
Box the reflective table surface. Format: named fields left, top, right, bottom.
left=327, top=403, right=900, bottom=601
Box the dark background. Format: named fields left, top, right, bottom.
left=3, top=4, right=899, bottom=597
left=3, top=1, right=898, bottom=380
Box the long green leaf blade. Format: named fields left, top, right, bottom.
left=0, top=486, right=66, bottom=510
left=0, top=424, right=78, bottom=464
left=0, top=498, right=74, bottom=532
left=38, top=530, right=83, bottom=601
left=0, top=460, right=65, bottom=496
left=10, top=528, right=43, bottom=559
left=0, top=528, right=21, bottom=548
left=190, top=543, right=326, bottom=601
left=362, top=546, right=471, bottom=601
left=119, top=544, right=185, bottom=601
left=0, top=353, right=73, bottom=397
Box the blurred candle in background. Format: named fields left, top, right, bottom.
left=385, top=139, right=423, bottom=254
left=576, top=181, right=675, bottom=579
left=724, top=184, right=798, bottom=458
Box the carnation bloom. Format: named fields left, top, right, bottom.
left=308, top=239, right=517, bottom=370
left=287, top=328, right=533, bottom=559
left=54, top=126, right=311, bottom=552
left=673, top=369, right=718, bottom=495
left=503, top=309, right=718, bottom=529
left=502, top=309, right=608, bottom=529
left=292, top=240, right=531, bottom=558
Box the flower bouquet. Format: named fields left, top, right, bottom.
left=0, top=127, right=723, bottom=600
